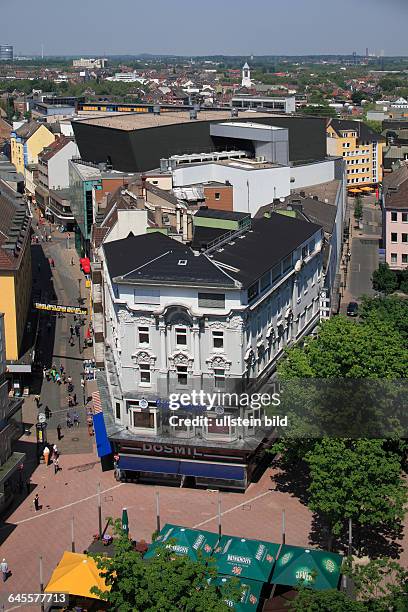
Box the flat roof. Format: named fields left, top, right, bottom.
left=218, top=121, right=284, bottom=131
left=77, top=110, right=274, bottom=132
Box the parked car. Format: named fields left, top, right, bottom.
left=346, top=302, right=359, bottom=317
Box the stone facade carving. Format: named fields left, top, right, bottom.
left=168, top=351, right=194, bottom=372
left=207, top=320, right=227, bottom=330
left=206, top=354, right=232, bottom=371
left=135, top=316, right=153, bottom=326
left=117, top=308, right=134, bottom=324
left=132, top=350, right=156, bottom=367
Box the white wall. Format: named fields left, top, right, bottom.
left=173, top=164, right=291, bottom=215
left=48, top=141, right=79, bottom=190
left=104, top=209, right=148, bottom=243
left=290, top=159, right=336, bottom=189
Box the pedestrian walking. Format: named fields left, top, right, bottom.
left=68, top=395, right=73, bottom=408
left=1, top=559, right=9, bottom=582
left=71, top=257, right=74, bottom=266
left=34, top=493, right=40, bottom=511
left=43, top=445, right=50, bottom=466
left=35, top=395, right=40, bottom=408
left=66, top=412, right=72, bottom=428
left=67, top=375, right=72, bottom=385
left=60, top=364, right=64, bottom=375
left=73, top=412, right=79, bottom=427
left=57, top=424, right=62, bottom=440
left=56, top=373, right=62, bottom=385
left=52, top=444, right=59, bottom=459
left=69, top=325, right=74, bottom=337
left=73, top=393, right=77, bottom=405
left=42, top=365, right=47, bottom=379
left=54, top=458, right=60, bottom=474
left=62, top=372, right=66, bottom=383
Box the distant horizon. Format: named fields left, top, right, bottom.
left=1, top=0, right=407, bottom=57
left=8, top=52, right=408, bottom=60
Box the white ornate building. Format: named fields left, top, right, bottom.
left=97, top=213, right=323, bottom=439
left=242, top=62, right=252, bottom=88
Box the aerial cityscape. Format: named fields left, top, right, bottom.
left=0, top=1, right=408, bottom=611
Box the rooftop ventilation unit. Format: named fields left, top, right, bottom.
left=153, top=105, right=160, bottom=115
left=160, top=158, right=168, bottom=173
left=190, top=109, right=197, bottom=120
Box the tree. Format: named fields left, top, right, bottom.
left=354, top=195, right=363, bottom=221
left=348, top=558, right=408, bottom=611
left=305, top=439, right=407, bottom=540
left=351, top=90, right=365, bottom=105
left=91, top=520, right=241, bottom=612
left=289, top=588, right=366, bottom=612
left=364, top=120, right=382, bottom=134
left=372, top=263, right=398, bottom=295
left=301, top=105, right=337, bottom=118
left=360, top=295, right=408, bottom=342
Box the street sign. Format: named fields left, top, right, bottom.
left=38, top=413, right=46, bottom=424
left=35, top=302, right=88, bottom=315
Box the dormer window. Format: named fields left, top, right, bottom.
left=178, top=259, right=187, bottom=266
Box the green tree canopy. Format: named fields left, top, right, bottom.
left=289, top=588, right=367, bottom=611
left=306, top=439, right=407, bottom=537
left=372, top=263, right=398, bottom=295
left=91, top=520, right=240, bottom=612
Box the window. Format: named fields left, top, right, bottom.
left=138, top=326, right=149, bottom=345
left=282, top=254, right=292, bottom=273
left=132, top=411, right=155, bottom=428
left=212, top=330, right=224, bottom=349
left=115, top=403, right=121, bottom=420
left=214, top=192, right=220, bottom=201
left=402, top=213, right=408, bottom=223
left=248, top=282, right=259, bottom=302
left=403, top=234, right=408, bottom=243
left=391, top=233, right=398, bottom=243
left=402, top=254, right=408, bottom=264
left=214, top=368, right=225, bottom=388
left=177, top=365, right=188, bottom=385
left=260, top=271, right=271, bottom=291
left=272, top=264, right=281, bottom=282
left=302, top=245, right=309, bottom=259
left=140, top=364, right=151, bottom=384
left=175, top=327, right=187, bottom=345
left=391, top=253, right=398, bottom=264
left=198, top=292, right=225, bottom=308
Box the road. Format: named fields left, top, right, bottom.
left=342, top=195, right=381, bottom=308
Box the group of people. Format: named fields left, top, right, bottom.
left=43, top=363, right=73, bottom=388
left=42, top=444, right=61, bottom=474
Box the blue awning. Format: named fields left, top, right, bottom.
left=118, top=455, right=246, bottom=481
left=93, top=412, right=112, bottom=457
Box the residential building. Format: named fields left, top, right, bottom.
left=0, top=180, right=32, bottom=362
left=0, top=118, right=11, bottom=151
left=382, top=163, right=408, bottom=270
left=93, top=213, right=323, bottom=489
left=256, top=177, right=347, bottom=314
left=10, top=121, right=54, bottom=176
left=231, top=95, right=296, bottom=114
left=0, top=313, right=25, bottom=515
left=73, top=58, right=107, bottom=69
left=35, top=136, right=79, bottom=219
left=327, top=119, right=385, bottom=187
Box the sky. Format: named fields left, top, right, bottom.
left=1, top=0, right=407, bottom=57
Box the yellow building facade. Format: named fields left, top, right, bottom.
left=0, top=181, right=32, bottom=362
left=11, top=122, right=54, bottom=176
left=327, top=119, right=385, bottom=188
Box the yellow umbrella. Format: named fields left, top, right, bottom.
left=348, top=189, right=361, bottom=193
left=360, top=187, right=373, bottom=192
left=45, top=551, right=109, bottom=600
